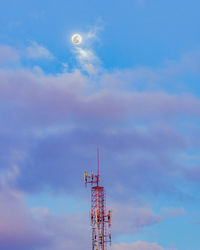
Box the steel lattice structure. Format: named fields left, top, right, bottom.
left=84, top=148, right=112, bottom=250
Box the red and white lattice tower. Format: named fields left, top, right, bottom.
left=84, top=148, right=112, bottom=250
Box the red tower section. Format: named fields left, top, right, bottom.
left=84, top=148, right=112, bottom=250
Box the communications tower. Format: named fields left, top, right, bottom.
left=84, top=148, right=112, bottom=250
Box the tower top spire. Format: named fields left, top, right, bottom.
left=97, top=146, right=99, bottom=186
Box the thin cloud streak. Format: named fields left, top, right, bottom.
left=71, top=26, right=102, bottom=74
left=25, top=41, right=54, bottom=60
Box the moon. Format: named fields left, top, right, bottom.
left=71, top=33, right=82, bottom=45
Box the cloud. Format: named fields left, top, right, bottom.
left=0, top=187, right=163, bottom=250
left=162, top=50, right=200, bottom=76
left=31, top=207, right=90, bottom=250
left=0, top=63, right=199, bottom=197
left=167, top=247, right=178, bottom=250
left=0, top=45, right=200, bottom=202
left=1, top=68, right=200, bottom=127
left=111, top=201, right=161, bottom=235
left=0, top=189, right=50, bottom=250
left=111, top=241, right=164, bottom=250
left=0, top=43, right=199, bottom=250
left=0, top=185, right=175, bottom=250
left=72, top=26, right=102, bottom=74
left=25, top=41, right=53, bottom=60
left=161, top=207, right=185, bottom=219
left=184, top=165, right=200, bottom=183
left=0, top=45, right=19, bottom=64
left=11, top=124, right=185, bottom=195
left=101, top=49, right=200, bottom=92
left=0, top=187, right=92, bottom=250
left=74, top=46, right=100, bottom=74
left=0, top=165, right=89, bottom=250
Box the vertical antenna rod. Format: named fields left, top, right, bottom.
left=84, top=148, right=112, bottom=250
left=97, top=147, right=99, bottom=187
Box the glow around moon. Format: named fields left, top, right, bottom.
left=71, top=33, right=82, bottom=45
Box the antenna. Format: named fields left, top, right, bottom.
left=97, top=146, right=99, bottom=187
left=84, top=148, right=112, bottom=250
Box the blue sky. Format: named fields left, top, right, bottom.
left=0, top=0, right=200, bottom=250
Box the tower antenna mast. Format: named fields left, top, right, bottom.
left=84, top=148, right=112, bottom=250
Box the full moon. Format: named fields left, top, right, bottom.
left=71, top=33, right=82, bottom=45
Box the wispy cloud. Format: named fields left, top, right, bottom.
left=25, top=41, right=54, bottom=60
left=74, top=46, right=100, bottom=74
left=72, top=26, right=102, bottom=74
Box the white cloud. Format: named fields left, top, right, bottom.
left=26, top=41, right=53, bottom=60
left=75, top=46, right=100, bottom=74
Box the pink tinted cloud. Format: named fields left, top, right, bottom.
left=0, top=45, right=19, bottom=64
left=0, top=66, right=198, bottom=196
left=31, top=208, right=90, bottom=250
left=15, top=122, right=188, bottom=194
left=0, top=68, right=200, bottom=126
left=0, top=189, right=50, bottom=250
left=0, top=47, right=199, bottom=197
left=0, top=187, right=90, bottom=250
